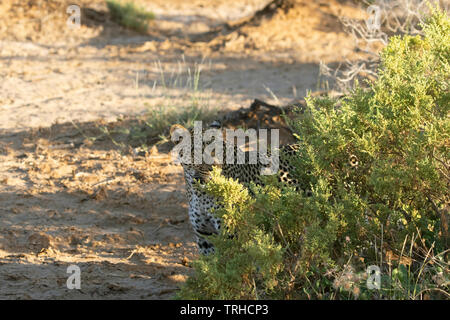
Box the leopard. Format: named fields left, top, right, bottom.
left=170, top=121, right=302, bottom=255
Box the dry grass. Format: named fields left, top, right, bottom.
left=319, top=0, right=448, bottom=92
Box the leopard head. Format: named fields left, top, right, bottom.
left=170, top=121, right=222, bottom=184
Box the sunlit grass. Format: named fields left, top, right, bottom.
left=141, top=61, right=217, bottom=145
left=76, top=59, right=217, bottom=151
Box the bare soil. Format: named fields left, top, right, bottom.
left=0, top=0, right=367, bottom=299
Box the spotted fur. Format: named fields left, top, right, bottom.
left=171, top=122, right=300, bottom=254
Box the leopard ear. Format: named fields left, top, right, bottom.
left=170, top=124, right=187, bottom=135
left=170, top=124, right=189, bottom=143
left=209, top=120, right=221, bottom=129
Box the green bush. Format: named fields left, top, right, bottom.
left=177, top=7, right=449, bottom=300
left=106, top=0, right=154, bottom=32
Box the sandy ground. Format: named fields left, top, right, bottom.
left=0, top=0, right=366, bottom=299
